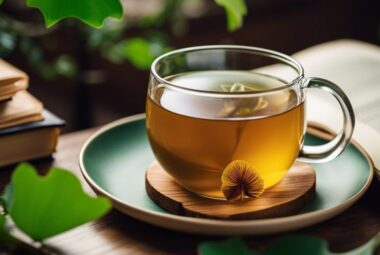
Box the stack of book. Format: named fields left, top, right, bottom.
left=0, top=59, right=65, bottom=167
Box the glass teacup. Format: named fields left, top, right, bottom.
left=146, top=46, right=354, bottom=200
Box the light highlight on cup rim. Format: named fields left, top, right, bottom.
left=150, top=45, right=305, bottom=97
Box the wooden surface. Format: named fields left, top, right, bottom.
left=0, top=128, right=379, bottom=254
left=146, top=161, right=316, bottom=220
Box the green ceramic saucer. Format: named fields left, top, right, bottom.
left=79, top=114, right=373, bottom=235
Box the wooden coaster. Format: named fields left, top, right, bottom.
left=145, top=161, right=316, bottom=220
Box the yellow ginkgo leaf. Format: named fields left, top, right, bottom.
left=221, top=160, right=264, bottom=201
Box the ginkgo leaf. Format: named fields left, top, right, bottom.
left=199, top=237, right=252, bottom=255
left=214, top=0, right=247, bottom=31
left=3, top=163, right=111, bottom=241
left=199, top=234, right=380, bottom=255
left=26, top=0, right=123, bottom=28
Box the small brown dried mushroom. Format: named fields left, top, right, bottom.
left=221, top=160, right=265, bottom=201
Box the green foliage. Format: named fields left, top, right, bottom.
left=215, top=0, right=247, bottom=31
left=13, top=35, right=78, bottom=80
left=258, top=236, right=329, bottom=255
left=110, top=38, right=154, bottom=69
left=26, top=0, right=123, bottom=28
left=122, top=37, right=164, bottom=69
left=54, top=55, right=78, bottom=78
left=198, top=235, right=380, bottom=255
left=3, top=163, right=111, bottom=241
left=0, top=31, right=16, bottom=56
left=1, top=0, right=245, bottom=31
left=98, top=34, right=171, bottom=70
left=199, top=237, right=252, bottom=255
left=1, top=0, right=247, bottom=79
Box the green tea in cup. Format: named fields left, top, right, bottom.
left=147, top=46, right=354, bottom=200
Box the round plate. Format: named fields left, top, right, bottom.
left=79, top=114, right=374, bottom=235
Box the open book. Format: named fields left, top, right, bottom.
left=0, top=59, right=28, bottom=101
left=291, top=39, right=380, bottom=173
left=0, top=91, right=44, bottom=128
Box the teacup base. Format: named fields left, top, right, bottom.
left=145, top=161, right=316, bottom=220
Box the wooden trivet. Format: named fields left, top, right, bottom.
left=145, top=161, right=316, bottom=220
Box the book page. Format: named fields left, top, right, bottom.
left=292, top=39, right=380, bottom=132
left=0, top=59, right=28, bottom=101
left=291, top=39, right=380, bottom=173
left=0, top=91, right=43, bottom=128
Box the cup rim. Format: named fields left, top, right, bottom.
left=151, top=45, right=305, bottom=97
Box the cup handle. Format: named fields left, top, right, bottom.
left=298, top=77, right=355, bottom=163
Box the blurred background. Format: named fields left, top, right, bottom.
left=1, top=0, right=379, bottom=133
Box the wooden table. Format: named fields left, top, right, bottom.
left=1, top=129, right=380, bottom=254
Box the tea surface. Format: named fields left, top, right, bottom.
left=147, top=71, right=305, bottom=198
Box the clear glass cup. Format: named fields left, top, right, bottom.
left=146, top=45, right=355, bottom=200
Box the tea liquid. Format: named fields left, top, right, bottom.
left=146, top=71, right=305, bottom=198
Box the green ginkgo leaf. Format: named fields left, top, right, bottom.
left=3, top=163, right=111, bottom=241
left=26, top=0, right=123, bottom=28
left=199, top=234, right=380, bottom=255
left=214, top=0, right=247, bottom=31
left=199, top=237, right=252, bottom=255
